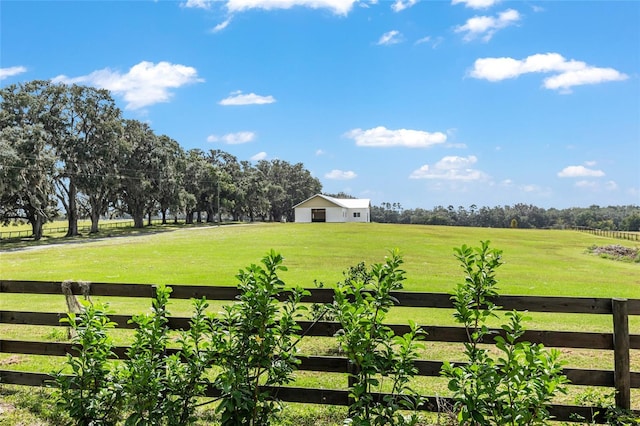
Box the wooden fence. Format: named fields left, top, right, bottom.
left=1, top=280, right=639, bottom=423
left=574, top=226, right=640, bottom=241
left=0, top=220, right=138, bottom=240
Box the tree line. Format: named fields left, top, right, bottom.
left=3, top=81, right=637, bottom=240
left=371, top=202, right=640, bottom=231
left=0, top=80, right=322, bottom=239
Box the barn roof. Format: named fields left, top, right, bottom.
left=293, top=194, right=370, bottom=209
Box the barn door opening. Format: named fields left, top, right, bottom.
left=311, top=209, right=326, bottom=222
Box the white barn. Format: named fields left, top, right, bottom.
left=293, top=194, right=371, bottom=223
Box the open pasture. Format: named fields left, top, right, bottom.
left=2, top=222, right=638, bottom=296
left=2, top=222, right=639, bottom=334
left=1, top=222, right=639, bottom=423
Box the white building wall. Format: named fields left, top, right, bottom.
left=325, top=208, right=345, bottom=222
left=294, top=206, right=370, bottom=223
left=294, top=208, right=312, bottom=223
left=346, top=208, right=370, bottom=222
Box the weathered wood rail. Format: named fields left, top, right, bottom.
left=1, top=280, right=639, bottom=423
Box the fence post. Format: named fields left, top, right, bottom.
left=612, top=298, right=630, bottom=410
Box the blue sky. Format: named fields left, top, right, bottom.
left=2, top=0, right=639, bottom=209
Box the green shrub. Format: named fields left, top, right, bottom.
left=328, top=249, right=425, bottom=425
left=441, top=241, right=568, bottom=425
left=573, top=388, right=640, bottom=425
left=118, top=285, right=213, bottom=425
left=53, top=302, right=122, bottom=426
left=210, top=250, right=309, bottom=426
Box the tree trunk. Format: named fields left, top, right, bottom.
left=89, top=209, right=100, bottom=234
left=31, top=215, right=44, bottom=241
left=196, top=211, right=202, bottom=223
left=161, top=209, right=167, bottom=225
left=65, top=178, right=79, bottom=237
left=133, top=213, right=144, bottom=228
left=147, top=211, right=152, bottom=226
left=186, top=211, right=194, bottom=224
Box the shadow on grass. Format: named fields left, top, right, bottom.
left=0, top=222, right=241, bottom=253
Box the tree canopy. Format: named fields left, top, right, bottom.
left=0, top=81, right=323, bottom=239
left=370, top=203, right=640, bottom=231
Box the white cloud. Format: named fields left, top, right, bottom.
left=392, top=0, right=417, bottom=12
left=543, top=67, right=628, bottom=93
left=446, top=142, right=468, bottom=149
left=207, top=131, right=256, bottom=144
left=219, top=91, right=276, bottom=105
left=325, top=169, right=357, bottom=180
left=250, top=151, right=267, bottom=161
left=470, top=53, right=628, bottom=92
left=226, top=0, right=357, bottom=16
left=451, top=0, right=500, bottom=9
left=410, top=155, right=489, bottom=181
left=52, top=61, right=203, bottom=110
left=212, top=18, right=232, bottom=32
left=575, top=180, right=597, bottom=189
left=415, top=36, right=443, bottom=48
left=315, top=149, right=326, bottom=156
left=520, top=184, right=553, bottom=196
left=575, top=180, right=618, bottom=192
left=584, top=160, right=597, bottom=167
left=345, top=126, right=447, bottom=148
left=377, top=30, right=403, bottom=45
left=182, top=0, right=212, bottom=9
left=557, top=165, right=605, bottom=178
left=521, top=184, right=539, bottom=193
left=605, top=180, right=619, bottom=191
left=0, top=66, right=27, bottom=80
left=455, top=8, right=520, bottom=42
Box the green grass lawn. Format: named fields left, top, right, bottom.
left=2, top=222, right=638, bottom=296
left=1, top=222, right=639, bottom=423
left=1, top=222, right=638, bottom=342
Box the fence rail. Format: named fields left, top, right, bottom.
left=1, top=279, right=639, bottom=423
left=0, top=219, right=169, bottom=240
left=574, top=226, right=640, bottom=241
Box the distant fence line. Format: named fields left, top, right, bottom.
left=574, top=226, right=640, bottom=241
left=4, top=222, right=640, bottom=241
left=0, top=219, right=170, bottom=240
left=1, top=280, right=639, bottom=423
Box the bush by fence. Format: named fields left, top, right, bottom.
left=1, top=279, right=639, bottom=423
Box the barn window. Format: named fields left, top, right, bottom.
left=353, top=212, right=361, bottom=218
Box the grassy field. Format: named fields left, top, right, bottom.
left=2, top=222, right=639, bottom=340
left=1, top=222, right=639, bottom=424
left=2, top=222, right=638, bottom=295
